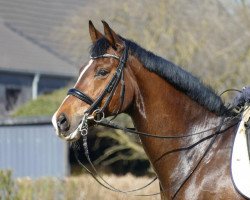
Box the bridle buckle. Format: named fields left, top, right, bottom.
left=78, top=114, right=89, bottom=136
left=92, top=109, right=105, bottom=123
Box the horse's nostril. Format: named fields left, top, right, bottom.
left=57, top=113, right=70, bottom=132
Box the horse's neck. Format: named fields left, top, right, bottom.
left=127, top=57, right=224, bottom=196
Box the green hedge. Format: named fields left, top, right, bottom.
left=13, top=88, right=68, bottom=117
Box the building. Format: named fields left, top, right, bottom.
left=0, top=19, right=77, bottom=114
left=0, top=0, right=91, bottom=115
left=0, top=117, right=69, bottom=178
left=0, top=0, right=88, bottom=178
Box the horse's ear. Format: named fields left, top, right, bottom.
left=101, top=20, right=124, bottom=51
left=89, top=20, right=103, bottom=43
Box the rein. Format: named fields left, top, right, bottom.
left=67, top=44, right=244, bottom=197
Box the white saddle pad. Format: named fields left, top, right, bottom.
left=231, top=106, right=250, bottom=199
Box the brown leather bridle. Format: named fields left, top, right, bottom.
left=67, top=45, right=128, bottom=122
left=67, top=45, right=160, bottom=196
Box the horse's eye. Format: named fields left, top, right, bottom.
left=95, top=69, right=109, bottom=77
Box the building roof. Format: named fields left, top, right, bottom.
left=0, top=0, right=90, bottom=77
left=0, top=19, right=77, bottom=77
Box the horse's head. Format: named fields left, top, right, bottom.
left=52, top=21, right=134, bottom=141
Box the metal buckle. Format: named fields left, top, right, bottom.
left=78, top=114, right=89, bottom=136
left=232, top=106, right=244, bottom=114
left=80, top=127, right=88, bottom=137
left=92, top=109, right=105, bottom=123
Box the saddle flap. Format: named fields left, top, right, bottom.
left=246, top=119, right=250, bottom=159
left=231, top=106, right=250, bottom=199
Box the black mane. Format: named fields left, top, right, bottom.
left=90, top=37, right=230, bottom=116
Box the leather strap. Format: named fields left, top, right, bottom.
left=67, top=88, right=94, bottom=105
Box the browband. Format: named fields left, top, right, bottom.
left=90, top=53, right=120, bottom=60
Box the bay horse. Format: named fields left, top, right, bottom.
left=52, top=21, right=247, bottom=199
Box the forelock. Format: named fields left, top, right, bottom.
left=89, top=37, right=110, bottom=57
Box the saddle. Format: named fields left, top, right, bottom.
left=247, top=119, right=250, bottom=162
left=231, top=104, right=250, bottom=199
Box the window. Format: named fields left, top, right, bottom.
left=5, top=88, right=21, bottom=111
